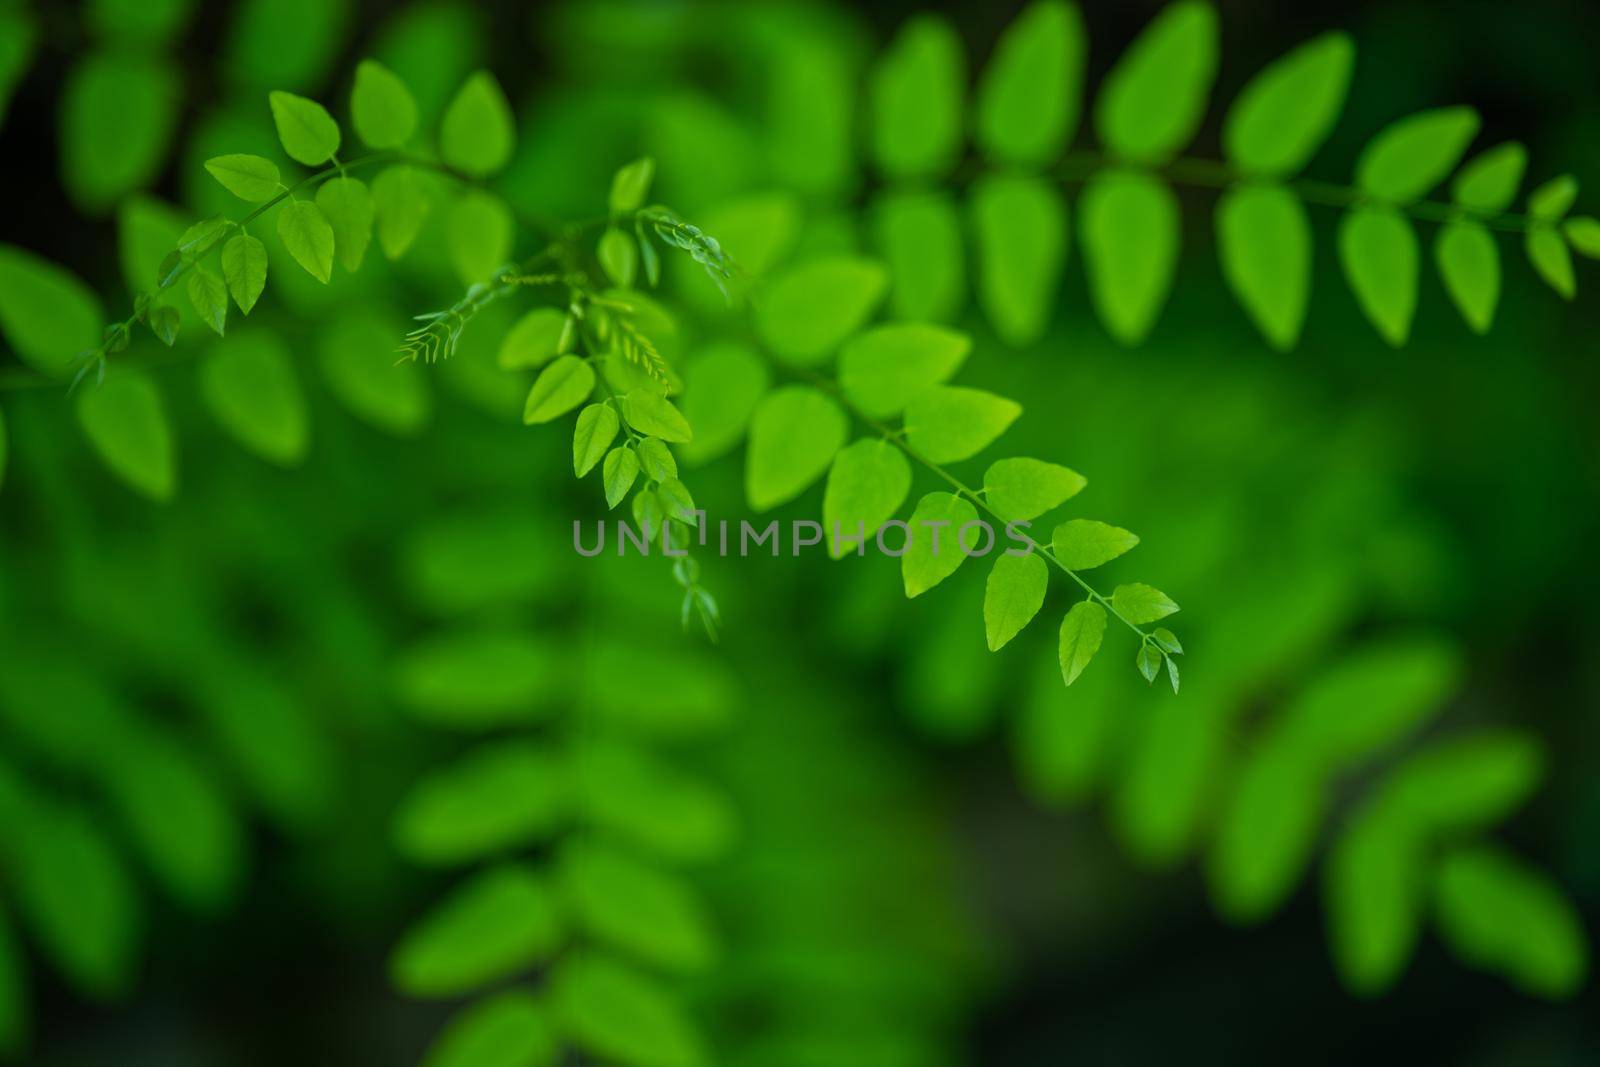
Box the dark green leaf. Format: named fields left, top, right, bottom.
left=1355, top=107, right=1480, bottom=203
left=1222, top=32, right=1353, bottom=176
left=76, top=371, right=176, bottom=500
left=422, top=989, right=558, bottom=1067
left=1338, top=206, right=1417, bottom=346
left=200, top=332, right=308, bottom=465
left=551, top=953, right=707, bottom=1067
left=391, top=864, right=564, bottom=997
left=392, top=743, right=568, bottom=866
left=1435, top=220, right=1499, bottom=333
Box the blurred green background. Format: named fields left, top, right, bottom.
left=0, top=0, right=1598, bottom=1063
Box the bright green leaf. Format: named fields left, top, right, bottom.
left=440, top=71, right=514, bottom=177
left=1223, top=32, right=1353, bottom=176
left=1434, top=845, right=1587, bottom=999
left=447, top=190, right=512, bottom=285
left=637, top=438, right=677, bottom=482
left=498, top=308, right=566, bottom=370
left=1110, top=583, right=1179, bottom=624
left=1094, top=0, right=1218, bottom=164
left=1338, top=206, right=1417, bottom=346
left=0, top=243, right=102, bottom=378
left=574, top=404, right=620, bottom=477
left=372, top=164, right=435, bottom=260
left=1216, top=183, right=1312, bottom=351
left=869, top=15, right=964, bottom=179
left=200, top=332, right=308, bottom=465
left=678, top=343, right=769, bottom=465
left=391, top=864, right=564, bottom=997
left=1563, top=216, right=1600, bottom=258
left=901, top=491, right=980, bottom=598
left=753, top=256, right=888, bottom=365
left=838, top=323, right=969, bottom=418
left=392, top=743, right=568, bottom=867
left=982, top=457, right=1085, bottom=522
left=1528, top=174, right=1578, bottom=220
left=599, top=228, right=638, bottom=288
left=621, top=390, right=693, bottom=444
left=319, top=309, right=432, bottom=436
left=822, top=438, right=912, bottom=558
left=394, top=627, right=560, bottom=729
left=1527, top=227, right=1575, bottom=299
left=1355, top=107, right=1480, bottom=203
left=609, top=157, right=655, bottom=215
left=1051, top=519, right=1138, bottom=570
left=872, top=190, right=965, bottom=322
left=204, top=153, right=282, bottom=202
left=76, top=371, right=175, bottom=500
left=1435, top=220, right=1499, bottom=333
left=976, top=0, right=1086, bottom=165
left=1452, top=142, right=1526, bottom=215
left=560, top=841, right=715, bottom=973
left=351, top=59, right=418, bottom=148
left=61, top=51, right=179, bottom=212
left=904, top=386, right=1021, bottom=464
left=1081, top=169, right=1180, bottom=345
left=985, top=551, right=1048, bottom=651
left=523, top=356, right=594, bottom=425
left=276, top=199, right=334, bottom=283
left=186, top=266, right=228, bottom=336
left=970, top=174, right=1066, bottom=347
left=316, top=176, right=375, bottom=272
left=551, top=953, right=707, bottom=1067
left=1057, top=600, right=1106, bottom=685
left=604, top=447, right=639, bottom=509
left=745, top=386, right=848, bottom=511
left=268, top=89, right=341, bottom=166
left=220, top=234, right=268, bottom=314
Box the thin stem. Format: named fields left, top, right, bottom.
left=1049, top=150, right=1535, bottom=233
left=783, top=363, right=1152, bottom=642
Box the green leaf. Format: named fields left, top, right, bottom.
left=620, top=390, right=693, bottom=444
left=579, top=742, right=737, bottom=864
left=604, top=447, right=639, bottom=509
left=178, top=216, right=231, bottom=258
left=423, top=990, right=558, bottom=1067
left=904, top=386, right=1022, bottom=464
left=560, top=841, right=715, bottom=973
left=609, top=157, right=655, bottom=215
left=982, top=457, right=1085, bottom=522
left=77, top=371, right=175, bottom=500
left=1110, top=583, right=1179, bottom=624
left=372, top=164, right=434, bottom=260
left=316, top=176, right=375, bottom=273
left=1527, top=226, right=1576, bottom=299
left=872, top=190, right=965, bottom=322
left=1355, top=107, right=1480, bottom=203
left=1528, top=174, right=1578, bottom=220
left=1152, top=628, right=1183, bottom=655
left=1057, top=600, right=1106, bottom=685
left=657, top=477, right=696, bottom=523
left=1223, top=32, right=1353, bottom=176
left=753, top=256, right=889, bottom=365
left=394, top=627, right=559, bottom=729
left=1324, top=812, right=1423, bottom=996
left=901, top=491, right=980, bottom=598
left=837, top=323, right=969, bottom=418
left=1563, top=216, right=1600, bottom=258
left=599, top=228, right=638, bottom=288
left=319, top=309, right=432, bottom=436
left=391, top=864, right=564, bottom=998
left=631, top=489, right=663, bottom=546
left=440, top=71, right=514, bottom=177
left=1094, top=0, right=1218, bottom=164
left=148, top=305, right=180, bottom=346
left=1338, top=206, right=1417, bottom=346
left=268, top=89, right=341, bottom=166
left=745, top=386, right=848, bottom=511
left=0, top=244, right=102, bottom=378
left=551, top=953, right=708, bottom=1067
left=574, top=404, right=619, bottom=477
left=1051, top=519, right=1138, bottom=570
left=10, top=802, right=141, bottom=1000
left=1216, top=183, right=1312, bottom=351
left=678, top=343, right=770, bottom=465
left=447, top=190, right=512, bottom=285
left=1381, top=729, right=1543, bottom=833
left=200, top=332, right=308, bottom=466
left=637, top=438, right=677, bottom=481
left=1277, top=636, right=1460, bottom=766
left=1452, top=142, right=1526, bottom=215
left=976, top=0, right=1086, bottom=165
left=61, top=51, right=178, bottom=212
left=104, top=728, right=243, bottom=913
left=970, top=174, right=1067, bottom=347
left=1434, top=845, right=1587, bottom=999
left=351, top=58, right=417, bottom=148
left=1136, top=642, right=1163, bottom=682
left=984, top=551, right=1048, bottom=651
left=392, top=743, right=568, bottom=866
left=523, top=356, right=594, bottom=425
left=498, top=308, right=566, bottom=370
left=1434, top=221, right=1498, bottom=334
left=1209, top=740, right=1323, bottom=922
left=186, top=266, right=228, bottom=336
left=276, top=200, right=334, bottom=283
left=1081, top=169, right=1181, bottom=345
left=220, top=234, right=268, bottom=314
left=822, top=438, right=912, bottom=559
left=204, top=154, right=282, bottom=202
left=869, top=14, right=964, bottom=179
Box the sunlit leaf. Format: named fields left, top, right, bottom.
left=1452, top=142, right=1526, bottom=215
left=1216, top=183, right=1312, bottom=351
left=1080, top=169, right=1180, bottom=345
left=1355, top=107, right=1479, bottom=203
left=1435, top=220, right=1499, bottom=333
left=620, top=390, right=692, bottom=445
left=276, top=200, right=335, bottom=283
left=1223, top=32, right=1353, bottom=176
left=523, top=356, right=594, bottom=425
left=982, top=457, right=1085, bottom=522
left=745, top=386, right=848, bottom=511
left=1051, top=519, right=1138, bottom=570
left=984, top=551, right=1048, bottom=651
left=392, top=742, right=568, bottom=866
left=221, top=234, right=268, bottom=314
left=1057, top=600, right=1106, bottom=685
left=205, top=153, right=282, bottom=202
left=869, top=15, right=964, bottom=179
left=838, top=323, right=969, bottom=419
left=1338, top=206, right=1417, bottom=346
left=1110, top=583, right=1179, bottom=624
left=901, top=492, right=979, bottom=598
left=678, top=343, right=769, bottom=465
left=970, top=174, right=1066, bottom=347
left=754, top=257, right=889, bottom=365
left=1094, top=0, right=1218, bottom=164
left=976, top=0, right=1086, bottom=165
left=391, top=864, right=564, bottom=997
left=268, top=89, right=341, bottom=166
left=447, top=190, right=512, bottom=285
left=904, top=386, right=1021, bottom=464
left=822, top=438, right=912, bottom=558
